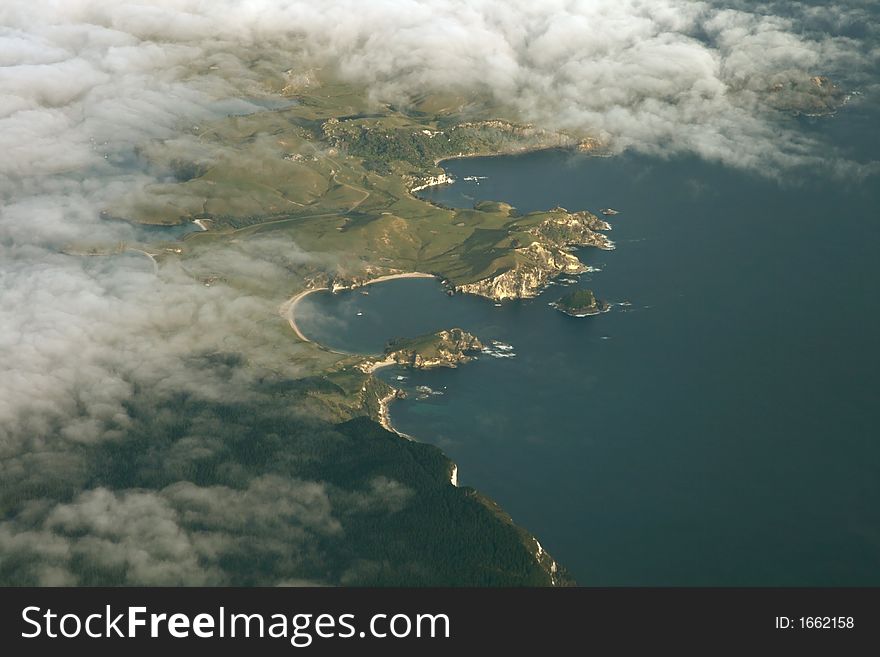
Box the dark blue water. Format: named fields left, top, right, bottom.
left=296, top=103, right=880, bottom=585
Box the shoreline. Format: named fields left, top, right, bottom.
left=432, top=142, right=612, bottom=169
left=281, top=271, right=437, bottom=440
left=360, top=356, right=397, bottom=374
left=281, top=286, right=329, bottom=343
left=354, top=271, right=436, bottom=286
left=364, top=359, right=412, bottom=441
left=377, top=389, right=414, bottom=441
left=433, top=144, right=571, bottom=168
left=550, top=303, right=612, bottom=318
left=281, top=271, right=436, bottom=345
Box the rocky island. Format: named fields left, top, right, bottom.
left=551, top=288, right=609, bottom=317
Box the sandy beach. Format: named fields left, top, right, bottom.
left=378, top=390, right=414, bottom=440
left=281, top=286, right=329, bottom=343
left=353, top=271, right=436, bottom=286
left=360, top=356, right=397, bottom=373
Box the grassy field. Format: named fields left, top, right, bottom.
left=105, top=72, right=607, bottom=300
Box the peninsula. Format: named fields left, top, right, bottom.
left=383, top=328, right=483, bottom=370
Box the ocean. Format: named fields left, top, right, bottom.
left=294, top=98, right=880, bottom=585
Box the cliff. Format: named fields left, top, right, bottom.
left=455, top=208, right=613, bottom=301
left=529, top=208, right=612, bottom=246
left=384, top=328, right=483, bottom=369
left=409, top=172, right=454, bottom=193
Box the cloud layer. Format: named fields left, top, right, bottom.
left=1, top=0, right=876, bottom=196
left=0, top=477, right=340, bottom=585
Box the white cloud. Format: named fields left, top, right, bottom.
left=0, top=477, right=343, bottom=585
left=1, top=0, right=874, bottom=195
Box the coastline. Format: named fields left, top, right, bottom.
left=354, top=271, right=436, bottom=287
left=362, top=358, right=411, bottom=441
left=433, top=145, right=569, bottom=168
left=550, top=303, right=612, bottom=318
left=277, top=230, right=564, bottom=578
left=281, top=271, right=437, bottom=441
left=360, top=356, right=397, bottom=373
left=281, top=271, right=436, bottom=345
left=281, top=286, right=329, bottom=343
left=377, top=389, right=414, bottom=440
left=432, top=141, right=611, bottom=169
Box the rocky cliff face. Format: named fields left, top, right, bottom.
left=311, top=209, right=614, bottom=303
left=457, top=209, right=613, bottom=301
left=530, top=208, right=612, bottom=246
left=408, top=172, right=454, bottom=193
left=385, top=328, right=483, bottom=369
left=456, top=243, right=586, bottom=300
